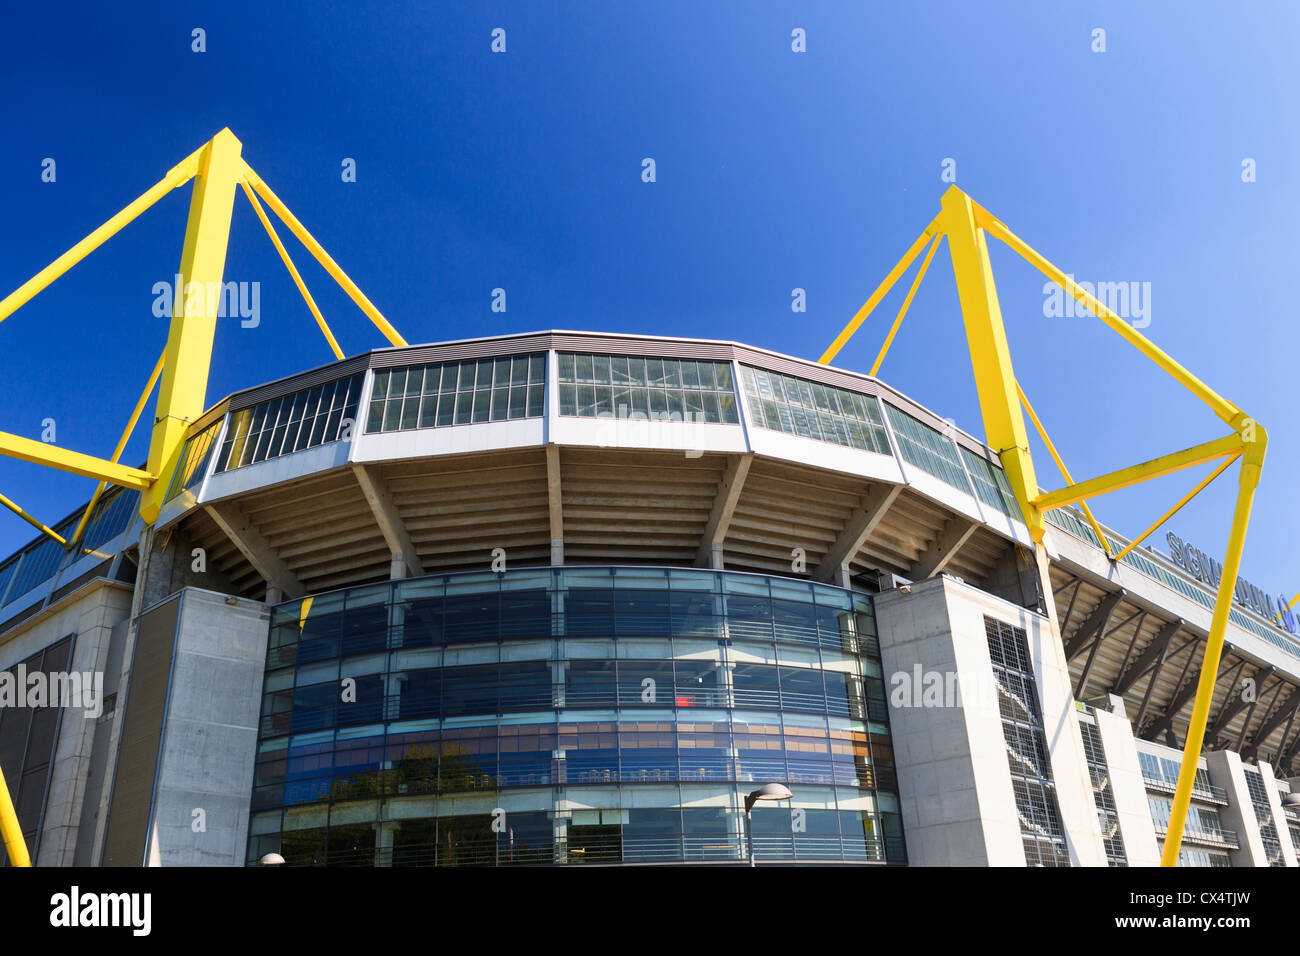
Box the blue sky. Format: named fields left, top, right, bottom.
left=0, top=2, right=1295, bottom=601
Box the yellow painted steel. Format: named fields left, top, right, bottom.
left=820, top=185, right=1268, bottom=865
left=239, top=180, right=345, bottom=361
left=0, top=147, right=203, bottom=325
left=819, top=216, right=941, bottom=366
left=0, top=431, right=154, bottom=488
left=0, top=493, right=68, bottom=545
left=0, top=763, right=30, bottom=866
left=1032, top=433, right=1243, bottom=513
left=1161, top=433, right=1266, bottom=865
left=981, top=214, right=1242, bottom=427
left=1016, top=382, right=1113, bottom=560
left=1111, top=455, right=1239, bottom=564
left=70, top=350, right=167, bottom=550
left=141, top=129, right=245, bottom=524
left=870, top=234, right=943, bottom=378
left=241, top=162, right=408, bottom=348
left=938, top=187, right=1044, bottom=540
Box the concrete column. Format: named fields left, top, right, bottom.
left=372, top=820, right=399, bottom=867
left=1205, top=750, right=1268, bottom=866
left=875, top=576, right=1107, bottom=866
left=1092, top=698, right=1160, bottom=866
left=874, top=577, right=1024, bottom=866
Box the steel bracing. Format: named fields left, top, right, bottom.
left=820, top=185, right=1267, bottom=867
left=0, top=129, right=408, bottom=866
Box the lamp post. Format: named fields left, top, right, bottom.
left=744, top=783, right=793, bottom=867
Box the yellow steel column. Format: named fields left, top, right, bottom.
left=939, top=186, right=1044, bottom=541
left=1161, top=425, right=1266, bottom=866
left=140, top=129, right=243, bottom=523
left=0, top=763, right=30, bottom=866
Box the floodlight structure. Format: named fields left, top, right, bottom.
left=820, top=186, right=1267, bottom=868
left=0, top=129, right=409, bottom=865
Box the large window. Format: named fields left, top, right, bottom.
left=366, top=354, right=546, bottom=433
left=884, top=404, right=974, bottom=496
left=249, top=566, right=903, bottom=867
left=557, top=353, right=738, bottom=423
left=740, top=366, right=891, bottom=454
left=1078, top=720, right=1126, bottom=866
left=165, top=422, right=221, bottom=502
left=218, top=374, right=363, bottom=471
left=0, top=636, right=73, bottom=864
left=986, top=615, right=1071, bottom=867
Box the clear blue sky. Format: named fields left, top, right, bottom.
left=0, top=2, right=1295, bottom=601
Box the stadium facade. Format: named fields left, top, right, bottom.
left=1, top=329, right=1298, bottom=867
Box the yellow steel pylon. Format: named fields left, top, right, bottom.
left=821, top=184, right=1266, bottom=867
left=0, top=129, right=409, bottom=866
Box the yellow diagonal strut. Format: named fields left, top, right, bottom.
left=0, top=129, right=414, bottom=864
left=819, top=185, right=1266, bottom=867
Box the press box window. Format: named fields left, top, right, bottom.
left=366, top=354, right=545, bottom=432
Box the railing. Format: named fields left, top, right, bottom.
left=1152, top=820, right=1240, bottom=850
left=261, top=831, right=903, bottom=866
left=1141, top=771, right=1229, bottom=806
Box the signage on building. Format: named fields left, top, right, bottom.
left=1166, top=532, right=1296, bottom=635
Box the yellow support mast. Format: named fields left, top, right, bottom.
left=0, top=128, right=410, bottom=866
left=821, top=184, right=1266, bottom=867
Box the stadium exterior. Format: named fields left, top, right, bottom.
left=1, top=329, right=1298, bottom=867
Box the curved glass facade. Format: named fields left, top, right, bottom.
left=247, top=566, right=905, bottom=866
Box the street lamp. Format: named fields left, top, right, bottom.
left=744, top=783, right=793, bottom=867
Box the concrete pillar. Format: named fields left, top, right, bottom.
left=1205, top=750, right=1268, bottom=866
left=550, top=539, right=564, bottom=566
left=1092, top=699, right=1160, bottom=866
left=372, top=820, right=399, bottom=867
left=874, top=576, right=1107, bottom=866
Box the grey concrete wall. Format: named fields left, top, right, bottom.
left=1205, top=749, right=1268, bottom=866
left=875, top=575, right=1106, bottom=866
left=0, top=579, right=133, bottom=866
left=143, top=588, right=269, bottom=866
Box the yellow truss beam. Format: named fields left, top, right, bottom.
left=240, top=161, right=408, bottom=349
left=869, top=234, right=943, bottom=378
left=0, top=493, right=68, bottom=546
left=0, top=431, right=154, bottom=489
left=819, top=185, right=1267, bottom=867
left=980, top=212, right=1241, bottom=427
left=0, top=147, right=203, bottom=325
left=238, top=180, right=344, bottom=361
left=1031, top=433, right=1243, bottom=513
left=819, top=216, right=941, bottom=366
left=1016, top=382, right=1113, bottom=560
left=70, top=349, right=167, bottom=550
left=1111, top=455, right=1239, bottom=564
